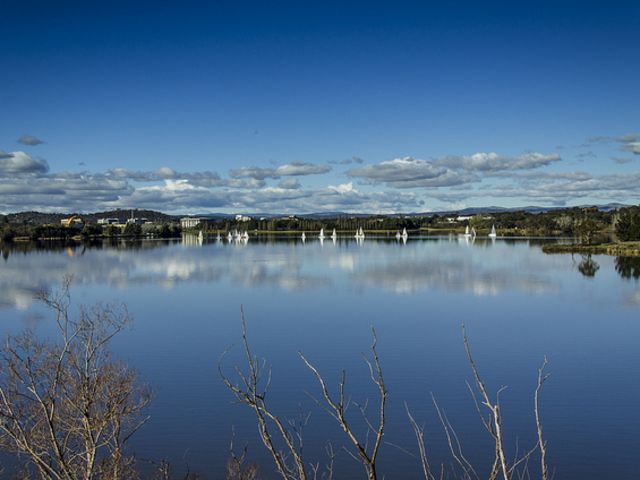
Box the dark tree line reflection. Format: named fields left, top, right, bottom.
left=615, top=256, right=640, bottom=280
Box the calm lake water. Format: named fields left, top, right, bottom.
left=1, top=234, right=639, bottom=478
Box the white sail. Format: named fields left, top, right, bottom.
left=331, top=228, right=337, bottom=239
left=319, top=228, right=325, bottom=239
left=301, top=232, right=306, bottom=241
left=465, top=225, right=470, bottom=236
left=395, top=230, right=401, bottom=240
left=402, top=227, right=408, bottom=238
left=489, top=224, right=497, bottom=238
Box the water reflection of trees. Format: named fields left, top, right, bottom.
left=615, top=256, right=640, bottom=280
left=576, top=254, right=600, bottom=278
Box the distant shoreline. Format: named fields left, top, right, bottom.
left=542, top=241, right=640, bottom=256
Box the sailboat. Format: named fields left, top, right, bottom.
left=241, top=231, right=249, bottom=241
left=355, top=227, right=365, bottom=239
left=402, top=227, right=408, bottom=240
left=463, top=225, right=471, bottom=237
left=318, top=228, right=325, bottom=239
left=301, top=232, right=306, bottom=242
left=395, top=230, right=401, bottom=240
left=227, top=232, right=233, bottom=242
left=197, top=230, right=204, bottom=243
left=471, top=227, right=477, bottom=237
left=331, top=228, right=337, bottom=240
left=216, top=232, right=221, bottom=242
left=488, top=224, right=497, bottom=238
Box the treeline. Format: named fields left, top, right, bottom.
left=199, top=215, right=425, bottom=233
left=615, top=206, right=640, bottom=241
left=197, top=207, right=626, bottom=238
left=0, top=218, right=181, bottom=242
left=3, top=205, right=640, bottom=242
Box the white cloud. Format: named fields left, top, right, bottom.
left=0, top=151, right=49, bottom=176
left=347, top=157, right=470, bottom=188
left=278, top=178, right=302, bottom=189
left=275, top=161, right=331, bottom=176
left=438, top=152, right=561, bottom=172
left=229, top=161, right=331, bottom=180
left=328, top=182, right=355, bottom=194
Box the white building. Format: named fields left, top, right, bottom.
left=126, top=217, right=148, bottom=225
left=97, top=218, right=120, bottom=225
left=235, top=214, right=252, bottom=222
left=180, top=217, right=207, bottom=229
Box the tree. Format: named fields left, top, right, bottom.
left=1, top=227, right=16, bottom=243
left=0, top=278, right=151, bottom=479
left=574, top=218, right=599, bottom=245
left=123, top=223, right=143, bottom=237
left=615, top=208, right=640, bottom=241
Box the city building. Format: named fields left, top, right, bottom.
left=180, top=217, right=208, bottom=229
left=97, top=218, right=120, bottom=225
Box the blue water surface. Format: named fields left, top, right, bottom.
left=0, top=235, right=638, bottom=478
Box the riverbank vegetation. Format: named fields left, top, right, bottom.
left=2, top=205, right=639, bottom=245
left=542, top=206, right=640, bottom=256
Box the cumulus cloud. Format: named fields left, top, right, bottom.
left=275, top=161, right=331, bottom=176
left=347, top=157, right=471, bottom=188
left=421, top=170, right=640, bottom=205
left=438, top=152, right=561, bottom=172
left=618, top=133, right=640, bottom=155
left=17, top=135, right=45, bottom=146
left=229, top=161, right=331, bottom=180
left=347, top=152, right=560, bottom=190
left=0, top=151, right=49, bottom=176
left=586, top=133, right=640, bottom=155
left=106, top=167, right=226, bottom=187
left=278, top=178, right=302, bottom=189
left=228, top=166, right=278, bottom=180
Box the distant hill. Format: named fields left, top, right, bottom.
left=198, top=203, right=634, bottom=218
left=423, top=202, right=632, bottom=216
left=5, top=209, right=178, bottom=225
left=2, top=203, right=634, bottom=226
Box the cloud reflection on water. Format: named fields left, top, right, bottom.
left=0, top=236, right=610, bottom=310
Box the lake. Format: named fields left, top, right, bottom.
left=1, top=234, right=639, bottom=478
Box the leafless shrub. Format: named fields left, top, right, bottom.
left=223, top=315, right=552, bottom=480
left=0, top=277, right=151, bottom=480
left=219, top=308, right=308, bottom=480
left=299, top=328, right=386, bottom=480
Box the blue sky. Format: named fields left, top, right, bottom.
left=1, top=0, right=639, bottom=213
